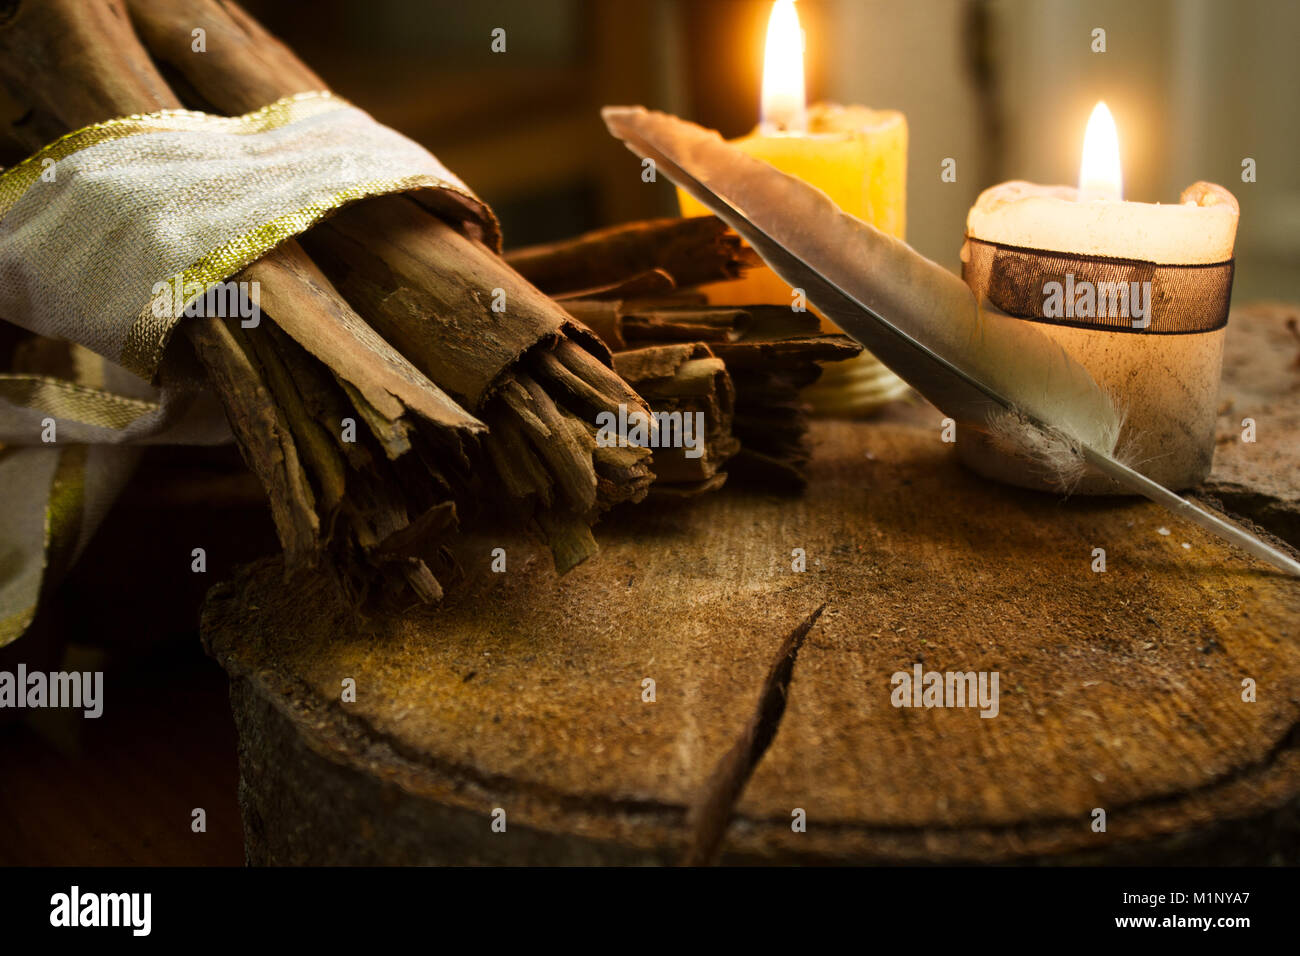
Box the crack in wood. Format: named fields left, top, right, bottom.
left=681, top=602, right=827, bottom=865
left=1192, top=489, right=1300, bottom=555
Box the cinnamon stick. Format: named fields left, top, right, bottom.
left=504, top=218, right=757, bottom=297
left=550, top=269, right=678, bottom=302
left=185, top=318, right=320, bottom=565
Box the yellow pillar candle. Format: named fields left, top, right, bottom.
left=679, top=102, right=908, bottom=299
left=677, top=0, right=910, bottom=415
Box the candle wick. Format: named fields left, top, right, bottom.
left=760, top=111, right=808, bottom=136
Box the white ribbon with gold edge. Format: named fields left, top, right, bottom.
left=0, top=92, right=496, bottom=645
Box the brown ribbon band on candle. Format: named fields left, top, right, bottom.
left=962, top=237, right=1234, bottom=335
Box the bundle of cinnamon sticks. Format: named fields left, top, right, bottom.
left=0, top=0, right=664, bottom=600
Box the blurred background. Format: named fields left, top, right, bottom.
left=223, top=0, right=1300, bottom=299
left=2, top=0, right=1298, bottom=864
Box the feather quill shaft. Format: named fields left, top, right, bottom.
left=602, top=106, right=1300, bottom=577
left=1081, top=447, right=1300, bottom=576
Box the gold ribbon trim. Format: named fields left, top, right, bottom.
left=0, top=91, right=500, bottom=380
left=0, top=93, right=346, bottom=216
left=0, top=375, right=160, bottom=431
left=0, top=444, right=86, bottom=648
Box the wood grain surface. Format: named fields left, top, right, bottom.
left=204, top=305, right=1300, bottom=864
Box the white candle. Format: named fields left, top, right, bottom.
left=966, top=180, right=1238, bottom=264
left=961, top=102, right=1239, bottom=492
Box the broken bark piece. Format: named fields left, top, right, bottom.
left=335, top=379, right=413, bottom=462
left=592, top=438, right=658, bottom=506
left=335, top=468, right=445, bottom=606
left=374, top=501, right=457, bottom=561
left=481, top=408, right=555, bottom=511
left=532, top=350, right=617, bottom=421
left=559, top=300, right=627, bottom=350
left=550, top=339, right=650, bottom=417
left=533, top=509, right=600, bottom=575
left=267, top=325, right=373, bottom=472
left=612, top=344, right=739, bottom=486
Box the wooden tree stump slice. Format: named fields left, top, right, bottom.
left=204, top=415, right=1300, bottom=864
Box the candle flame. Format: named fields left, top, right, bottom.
left=760, top=0, right=806, bottom=133
left=1078, top=101, right=1122, bottom=201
